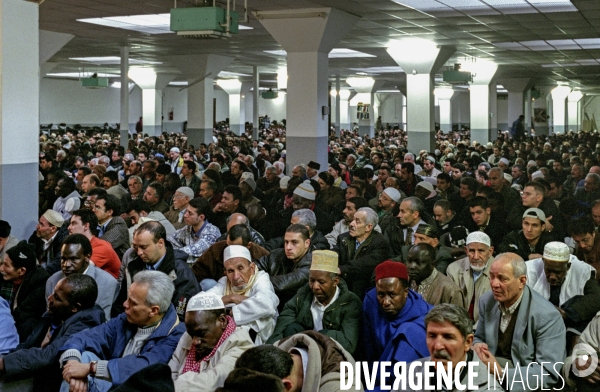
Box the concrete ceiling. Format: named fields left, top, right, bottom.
left=40, top=0, right=600, bottom=92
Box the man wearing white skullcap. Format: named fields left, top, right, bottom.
left=526, top=241, right=600, bottom=332
left=33, top=209, right=67, bottom=275
left=377, top=187, right=401, bottom=234
left=169, top=291, right=254, bottom=391
left=204, top=245, right=278, bottom=344
left=446, top=231, right=494, bottom=327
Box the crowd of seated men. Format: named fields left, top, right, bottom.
left=1, top=126, right=600, bottom=391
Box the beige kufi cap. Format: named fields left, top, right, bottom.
left=310, top=250, right=338, bottom=274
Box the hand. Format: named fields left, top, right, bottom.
left=545, top=216, right=554, bottom=233
left=62, top=360, right=90, bottom=382
left=376, top=180, right=384, bottom=193
left=473, top=344, right=502, bottom=377
left=221, top=294, right=248, bottom=305
left=575, top=355, right=600, bottom=384
left=69, top=378, right=88, bottom=392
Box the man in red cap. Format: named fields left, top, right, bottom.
left=362, top=260, right=432, bottom=389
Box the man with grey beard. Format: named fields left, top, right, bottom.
left=446, top=232, right=494, bottom=327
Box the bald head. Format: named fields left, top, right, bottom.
left=226, top=213, right=249, bottom=232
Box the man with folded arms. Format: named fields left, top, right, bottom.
left=204, top=245, right=279, bottom=344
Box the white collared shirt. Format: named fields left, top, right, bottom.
left=310, top=286, right=340, bottom=331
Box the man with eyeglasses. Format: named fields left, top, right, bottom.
left=93, top=194, right=129, bottom=259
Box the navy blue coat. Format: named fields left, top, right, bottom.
left=3, top=305, right=105, bottom=392
left=59, top=304, right=185, bottom=387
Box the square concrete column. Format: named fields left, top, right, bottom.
left=567, top=91, right=583, bottom=132
left=171, top=54, right=234, bottom=148
left=435, top=88, right=454, bottom=133
left=256, top=8, right=359, bottom=171
left=217, top=79, right=244, bottom=135
left=524, top=89, right=533, bottom=131
left=128, top=70, right=177, bottom=136
left=0, top=0, right=40, bottom=239
left=551, top=86, right=571, bottom=134
left=120, top=46, right=130, bottom=147
left=468, top=61, right=498, bottom=144
left=498, top=78, right=530, bottom=131
left=387, top=41, right=454, bottom=152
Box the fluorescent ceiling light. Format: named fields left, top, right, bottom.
left=495, top=38, right=600, bottom=51
left=376, top=90, right=402, bottom=93
left=169, top=81, right=189, bottom=86
left=263, top=48, right=375, bottom=58
left=350, top=66, right=404, bottom=74
left=218, top=71, right=251, bottom=78
left=110, top=82, right=136, bottom=89
left=70, top=56, right=162, bottom=65
left=46, top=72, right=119, bottom=79
left=78, top=12, right=255, bottom=35
left=391, top=0, right=575, bottom=16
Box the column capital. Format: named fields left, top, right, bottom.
left=171, top=54, right=234, bottom=79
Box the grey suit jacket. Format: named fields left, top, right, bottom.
left=46, top=265, right=118, bottom=320
left=474, top=286, right=566, bottom=391
left=100, top=216, right=130, bottom=259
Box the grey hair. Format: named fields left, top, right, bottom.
left=128, top=175, right=143, bottom=185
left=425, top=303, right=473, bottom=339
left=356, top=207, right=378, bottom=227
left=587, top=173, right=600, bottom=185
left=402, top=196, right=424, bottom=215
left=132, top=270, right=175, bottom=314
left=273, top=161, right=285, bottom=170
left=124, top=153, right=135, bottom=161
left=207, top=162, right=221, bottom=172
left=90, top=158, right=99, bottom=165
left=266, top=166, right=277, bottom=174
left=57, top=150, right=66, bottom=158
left=245, top=155, right=255, bottom=164
left=405, top=153, right=415, bottom=160
left=292, top=209, right=317, bottom=234
left=294, top=165, right=306, bottom=175
left=98, top=156, right=110, bottom=165
left=494, top=252, right=527, bottom=278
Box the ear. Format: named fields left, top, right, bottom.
left=246, top=241, right=254, bottom=250
left=149, top=304, right=161, bottom=318
left=17, top=267, right=27, bottom=278
left=485, top=207, right=491, bottom=215
left=281, top=378, right=294, bottom=392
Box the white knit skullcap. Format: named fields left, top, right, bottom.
left=466, top=231, right=491, bottom=247
left=224, top=245, right=251, bottom=263
left=187, top=293, right=224, bottom=312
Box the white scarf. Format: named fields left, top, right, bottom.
left=527, top=255, right=594, bottom=306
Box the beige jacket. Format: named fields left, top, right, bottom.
left=169, top=327, right=254, bottom=392
left=446, top=256, right=493, bottom=325
left=274, top=332, right=364, bottom=392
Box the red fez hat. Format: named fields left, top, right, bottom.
left=375, top=260, right=409, bottom=282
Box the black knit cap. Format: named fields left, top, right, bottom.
left=0, top=220, right=11, bottom=238
left=5, top=240, right=37, bottom=271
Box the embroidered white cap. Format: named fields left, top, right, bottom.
left=465, top=231, right=491, bottom=247
left=543, top=242, right=570, bottom=262
left=43, top=209, right=65, bottom=228
left=187, top=293, right=225, bottom=312
left=224, top=245, right=251, bottom=263
left=382, top=187, right=401, bottom=203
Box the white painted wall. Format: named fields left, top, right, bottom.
left=40, top=78, right=142, bottom=125
left=243, top=92, right=287, bottom=124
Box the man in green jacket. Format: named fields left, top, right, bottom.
left=266, top=250, right=362, bottom=354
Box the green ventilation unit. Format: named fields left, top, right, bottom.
left=170, top=6, right=239, bottom=38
